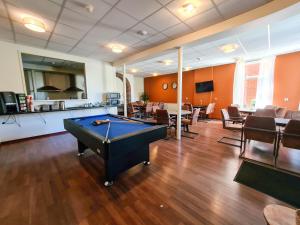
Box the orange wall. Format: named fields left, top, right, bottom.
left=144, top=51, right=300, bottom=118
left=144, top=63, right=235, bottom=119
left=273, top=52, right=300, bottom=110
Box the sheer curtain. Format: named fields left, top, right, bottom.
left=255, top=56, right=276, bottom=109
left=232, top=59, right=246, bottom=108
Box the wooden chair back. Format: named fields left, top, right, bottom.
left=281, top=120, right=300, bottom=149
left=145, top=103, right=153, bottom=113
left=206, top=103, right=216, bottom=114
left=244, top=116, right=276, bottom=143
left=227, top=106, right=241, bottom=118
left=191, top=108, right=200, bottom=125
left=284, top=110, right=300, bottom=120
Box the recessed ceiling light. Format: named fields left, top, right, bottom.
left=182, top=3, right=196, bottom=13
left=130, top=68, right=138, bottom=73
left=220, top=43, right=239, bottom=53
left=23, top=17, right=46, bottom=32
left=158, top=59, right=173, bottom=66
left=152, top=73, right=158, bottom=76
left=108, top=43, right=126, bottom=53
left=184, top=66, right=192, bottom=71
left=85, top=4, right=94, bottom=13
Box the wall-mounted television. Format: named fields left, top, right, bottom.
left=195, top=80, right=214, bottom=93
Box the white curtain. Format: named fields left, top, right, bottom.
left=255, top=56, right=276, bottom=109
left=232, top=59, right=246, bottom=108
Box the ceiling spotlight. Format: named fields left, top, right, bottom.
left=152, top=73, right=158, bottom=76
left=23, top=17, right=46, bottom=32
left=220, top=43, right=239, bottom=53
left=158, top=59, right=173, bottom=66
left=196, top=57, right=201, bottom=61
left=137, top=30, right=148, bottom=36
left=184, top=66, right=192, bottom=71
left=182, top=3, right=196, bottom=13
left=108, top=43, right=126, bottom=53
left=130, top=68, right=138, bottom=73
left=85, top=4, right=94, bottom=13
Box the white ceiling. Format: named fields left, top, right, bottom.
left=121, top=11, right=300, bottom=77
left=0, top=0, right=271, bottom=63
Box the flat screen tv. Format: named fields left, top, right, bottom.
left=195, top=80, right=214, bottom=93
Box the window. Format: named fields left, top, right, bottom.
left=244, top=62, right=260, bottom=108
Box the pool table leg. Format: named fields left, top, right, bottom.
left=77, top=141, right=87, bottom=156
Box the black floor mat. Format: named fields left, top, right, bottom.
left=234, top=160, right=300, bottom=207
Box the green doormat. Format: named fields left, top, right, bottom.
left=234, top=160, right=300, bottom=208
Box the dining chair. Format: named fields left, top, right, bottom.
left=254, top=109, right=276, bottom=118
left=218, top=109, right=243, bottom=148
left=275, top=107, right=287, bottom=118
left=152, top=105, right=160, bottom=118
left=181, top=108, right=200, bottom=133
left=227, top=106, right=245, bottom=123
left=275, top=120, right=300, bottom=167
left=241, top=116, right=278, bottom=163
left=284, top=110, right=300, bottom=120
left=199, top=102, right=216, bottom=120
left=158, top=102, right=164, bottom=110
left=156, top=109, right=176, bottom=138
left=127, top=103, right=140, bottom=118
left=143, top=102, right=153, bottom=118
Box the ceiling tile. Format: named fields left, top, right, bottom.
left=238, top=27, right=268, bottom=53
left=82, top=24, right=122, bottom=44
left=116, top=0, right=161, bottom=20
left=13, top=21, right=50, bottom=40
left=0, top=17, right=11, bottom=30
left=75, top=40, right=99, bottom=52
left=145, top=33, right=167, bottom=44
left=54, top=23, right=85, bottom=40
left=143, top=8, right=181, bottom=32
left=50, top=33, right=78, bottom=46
left=185, top=8, right=221, bottom=30
left=59, top=8, right=96, bottom=33
left=0, top=0, right=7, bottom=17
left=101, top=8, right=138, bottom=33
left=16, top=33, right=47, bottom=48
left=102, top=0, right=119, bottom=6
left=113, top=32, right=141, bottom=46
left=131, top=40, right=151, bottom=49
left=65, top=0, right=112, bottom=21
left=5, top=0, right=61, bottom=21
left=69, top=46, right=94, bottom=57
left=156, top=0, right=173, bottom=5
left=0, top=28, right=14, bottom=42
left=47, top=41, right=73, bottom=52
left=129, top=22, right=157, bottom=40
left=217, top=0, right=269, bottom=19
left=166, top=0, right=214, bottom=21
left=162, top=23, right=192, bottom=38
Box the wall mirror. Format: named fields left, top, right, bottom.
left=21, top=53, right=87, bottom=100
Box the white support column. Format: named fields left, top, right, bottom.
left=176, top=47, right=183, bottom=140
left=123, top=64, right=127, bottom=117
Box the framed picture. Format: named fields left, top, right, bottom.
left=162, top=83, right=168, bottom=90
left=171, top=82, right=177, bottom=89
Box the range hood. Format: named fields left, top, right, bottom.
left=64, top=75, right=84, bottom=92
left=37, top=85, right=61, bottom=92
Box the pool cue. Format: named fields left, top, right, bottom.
left=110, top=120, right=144, bottom=124
left=104, top=121, right=111, bottom=143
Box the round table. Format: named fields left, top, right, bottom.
left=263, top=204, right=300, bottom=225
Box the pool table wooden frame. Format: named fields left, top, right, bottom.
left=64, top=114, right=167, bottom=186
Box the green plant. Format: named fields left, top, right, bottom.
left=140, top=92, right=149, bottom=102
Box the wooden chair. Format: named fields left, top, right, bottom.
left=241, top=116, right=278, bottom=162
left=182, top=103, right=193, bottom=111
left=276, top=120, right=300, bottom=167
left=152, top=105, right=160, bottom=118
left=275, top=107, right=287, bottom=118
left=218, top=109, right=243, bottom=148
left=158, top=102, right=164, bottom=109
left=156, top=109, right=176, bottom=138
left=199, top=102, right=215, bottom=120
left=254, top=109, right=276, bottom=118
left=181, top=108, right=200, bottom=134
left=127, top=103, right=140, bottom=118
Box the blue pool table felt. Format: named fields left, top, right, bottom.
left=72, top=115, right=153, bottom=139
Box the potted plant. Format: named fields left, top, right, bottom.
left=140, top=92, right=150, bottom=103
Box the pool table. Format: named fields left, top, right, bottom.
left=64, top=114, right=167, bottom=186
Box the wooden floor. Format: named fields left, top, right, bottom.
left=1, top=121, right=296, bottom=225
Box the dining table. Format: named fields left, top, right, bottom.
left=167, top=110, right=191, bottom=116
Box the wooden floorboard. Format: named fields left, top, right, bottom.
left=0, top=121, right=295, bottom=225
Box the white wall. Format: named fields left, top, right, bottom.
left=116, top=74, right=144, bottom=103
left=0, top=40, right=118, bottom=106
